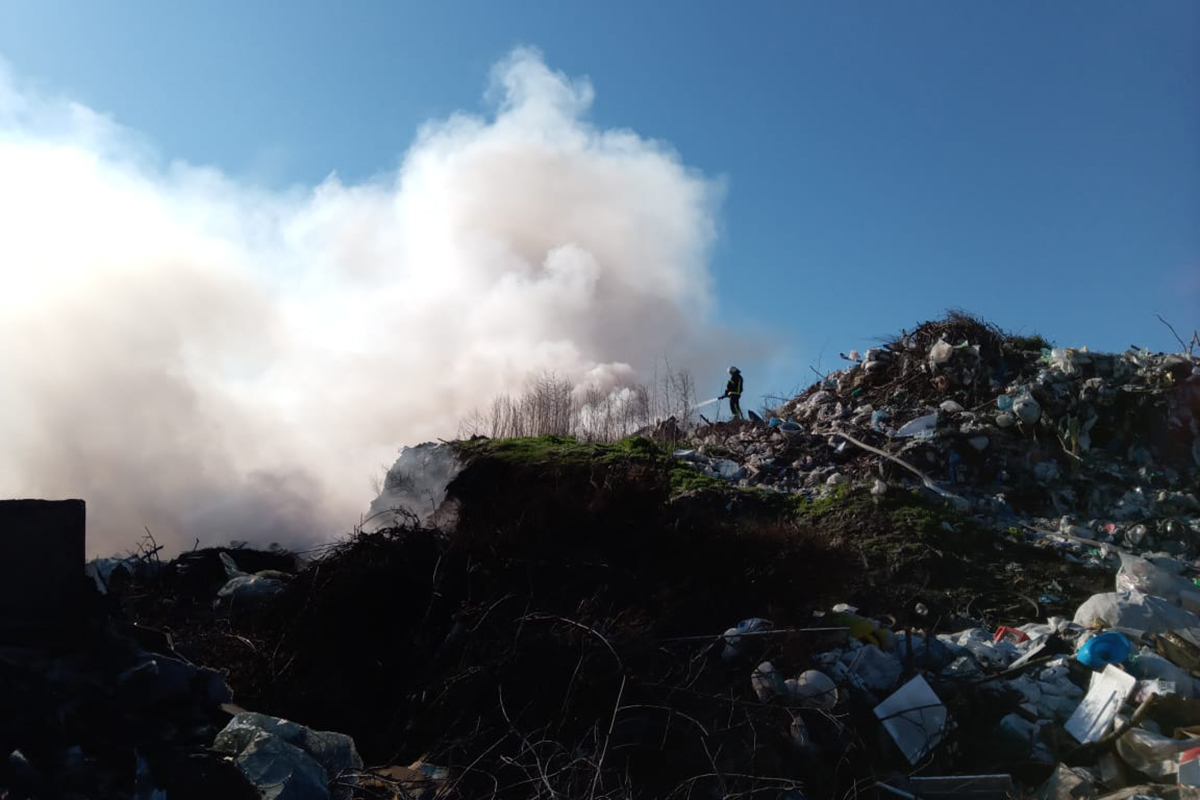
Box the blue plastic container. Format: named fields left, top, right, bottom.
left=1076, top=631, right=1132, bottom=670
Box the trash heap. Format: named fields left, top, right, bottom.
left=720, top=548, right=1200, bottom=799
left=73, top=534, right=1200, bottom=799
left=0, top=620, right=365, bottom=800
left=1, top=515, right=370, bottom=800
left=0, top=616, right=254, bottom=799
left=676, top=313, right=1200, bottom=563
left=8, top=314, right=1200, bottom=799
left=653, top=314, right=1200, bottom=797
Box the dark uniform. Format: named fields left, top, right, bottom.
left=724, top=369, right=744, bottom=420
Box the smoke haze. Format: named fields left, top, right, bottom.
left=0, top=48, right=741, bottom=555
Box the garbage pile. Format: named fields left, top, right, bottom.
left=646, top=315, right=1200, bottom=794
left=9, top=314, right=1200, bottom=799
left=91, top=540, right=1200, bottom=799
left=676, top=314, right=1200, bottom=564
left=0, top=616, right=367, bottom=800
left=715, top=548, right=1200, bottom=798
left=0, top=609, right=262, bottom=799
left=0, top=515, right=375, bottom=800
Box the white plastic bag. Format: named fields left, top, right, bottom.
left=1073, top=590, right=1200, bottom=639
left=1115, top=554, right=1195, bottom=604
left=1115, top=722, right=1189, bottom=780
left=928, top=340, right=953, bottom=366
left=789, top=669, right=838, bottom=710
left=1013, top=393, right=1042, bottom=424
left=751, top=662, right=788, bottom=702
left=894, top=413, right=939, bottom=439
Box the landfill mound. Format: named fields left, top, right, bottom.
left=6, top=313, right=1200, bottom=799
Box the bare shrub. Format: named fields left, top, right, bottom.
left=460, top=363, right=701, bottom=443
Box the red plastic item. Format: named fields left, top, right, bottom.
left=1179, top=746, right=1200, bottom=786
left=993, top=626, right=1029, bottom=644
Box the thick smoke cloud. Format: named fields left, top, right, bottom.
left=0, top=48, right=739, bottom=555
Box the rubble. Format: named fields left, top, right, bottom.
left=652, top=314, right=1200, bottom=795
left=676, top=314, right=1199, bottom=566
left=0, top=609, right=256, bottom=798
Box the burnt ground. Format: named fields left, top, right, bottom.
left=122, top=440, right=1111, bottom=799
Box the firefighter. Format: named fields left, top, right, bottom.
left=720, top=366, right=744, bottom=420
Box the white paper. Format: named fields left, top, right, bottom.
left=874, top=675, right=948, bottom=765
left=1064, top=663, right=1136, bottom=743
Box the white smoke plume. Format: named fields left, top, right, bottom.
left=0, top=47, right=742, bottom=555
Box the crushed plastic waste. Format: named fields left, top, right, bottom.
left=1074, top=590, right=1200, bottom=639
left=894, top=412, right=939, bottom=439
left=711, top=458, right=747, bottom=480
left=86, top=555, right=158, bottom=594
left=213, top=712, right=364, bottom=800
left=748, top=661, right=783, bottom=701
left=790, top=669, right=838, bottom=710
left=721, top=617, right=773, bottom=661
left=215, top=551, right=288, bottom=612
left=845, top=643, right=903, bottom=692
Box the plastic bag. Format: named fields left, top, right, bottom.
left=1048, top=347, right=1095, bottom=378
left=954, top=627, right=1020, bottom=669
left=894, top=413, right=938, bottom=439
left=1115, top=554, right=1195, bottom=604
left=722, top=617, right=772, bottom=662
left=1129, top=647, right=1196, bottom=698
left=710, top=459, right=746, bottom=480
left=1013, top=393, right=1042, bottom=424
left=788, top=669, right=838, bottom=710
left=928, top=340, right=953, bottom=366
left=214, top=712, right=363, bottom=800
left=1073, top=590, right=1200, bottom=637
left=1114, top=722, right=1188, bottom=780
left=845, top=644, right=903, bottom=692
left=751, top=662, right=788, bottom=702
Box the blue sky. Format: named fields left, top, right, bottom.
left=2, top=0, right=1197, bottom=401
